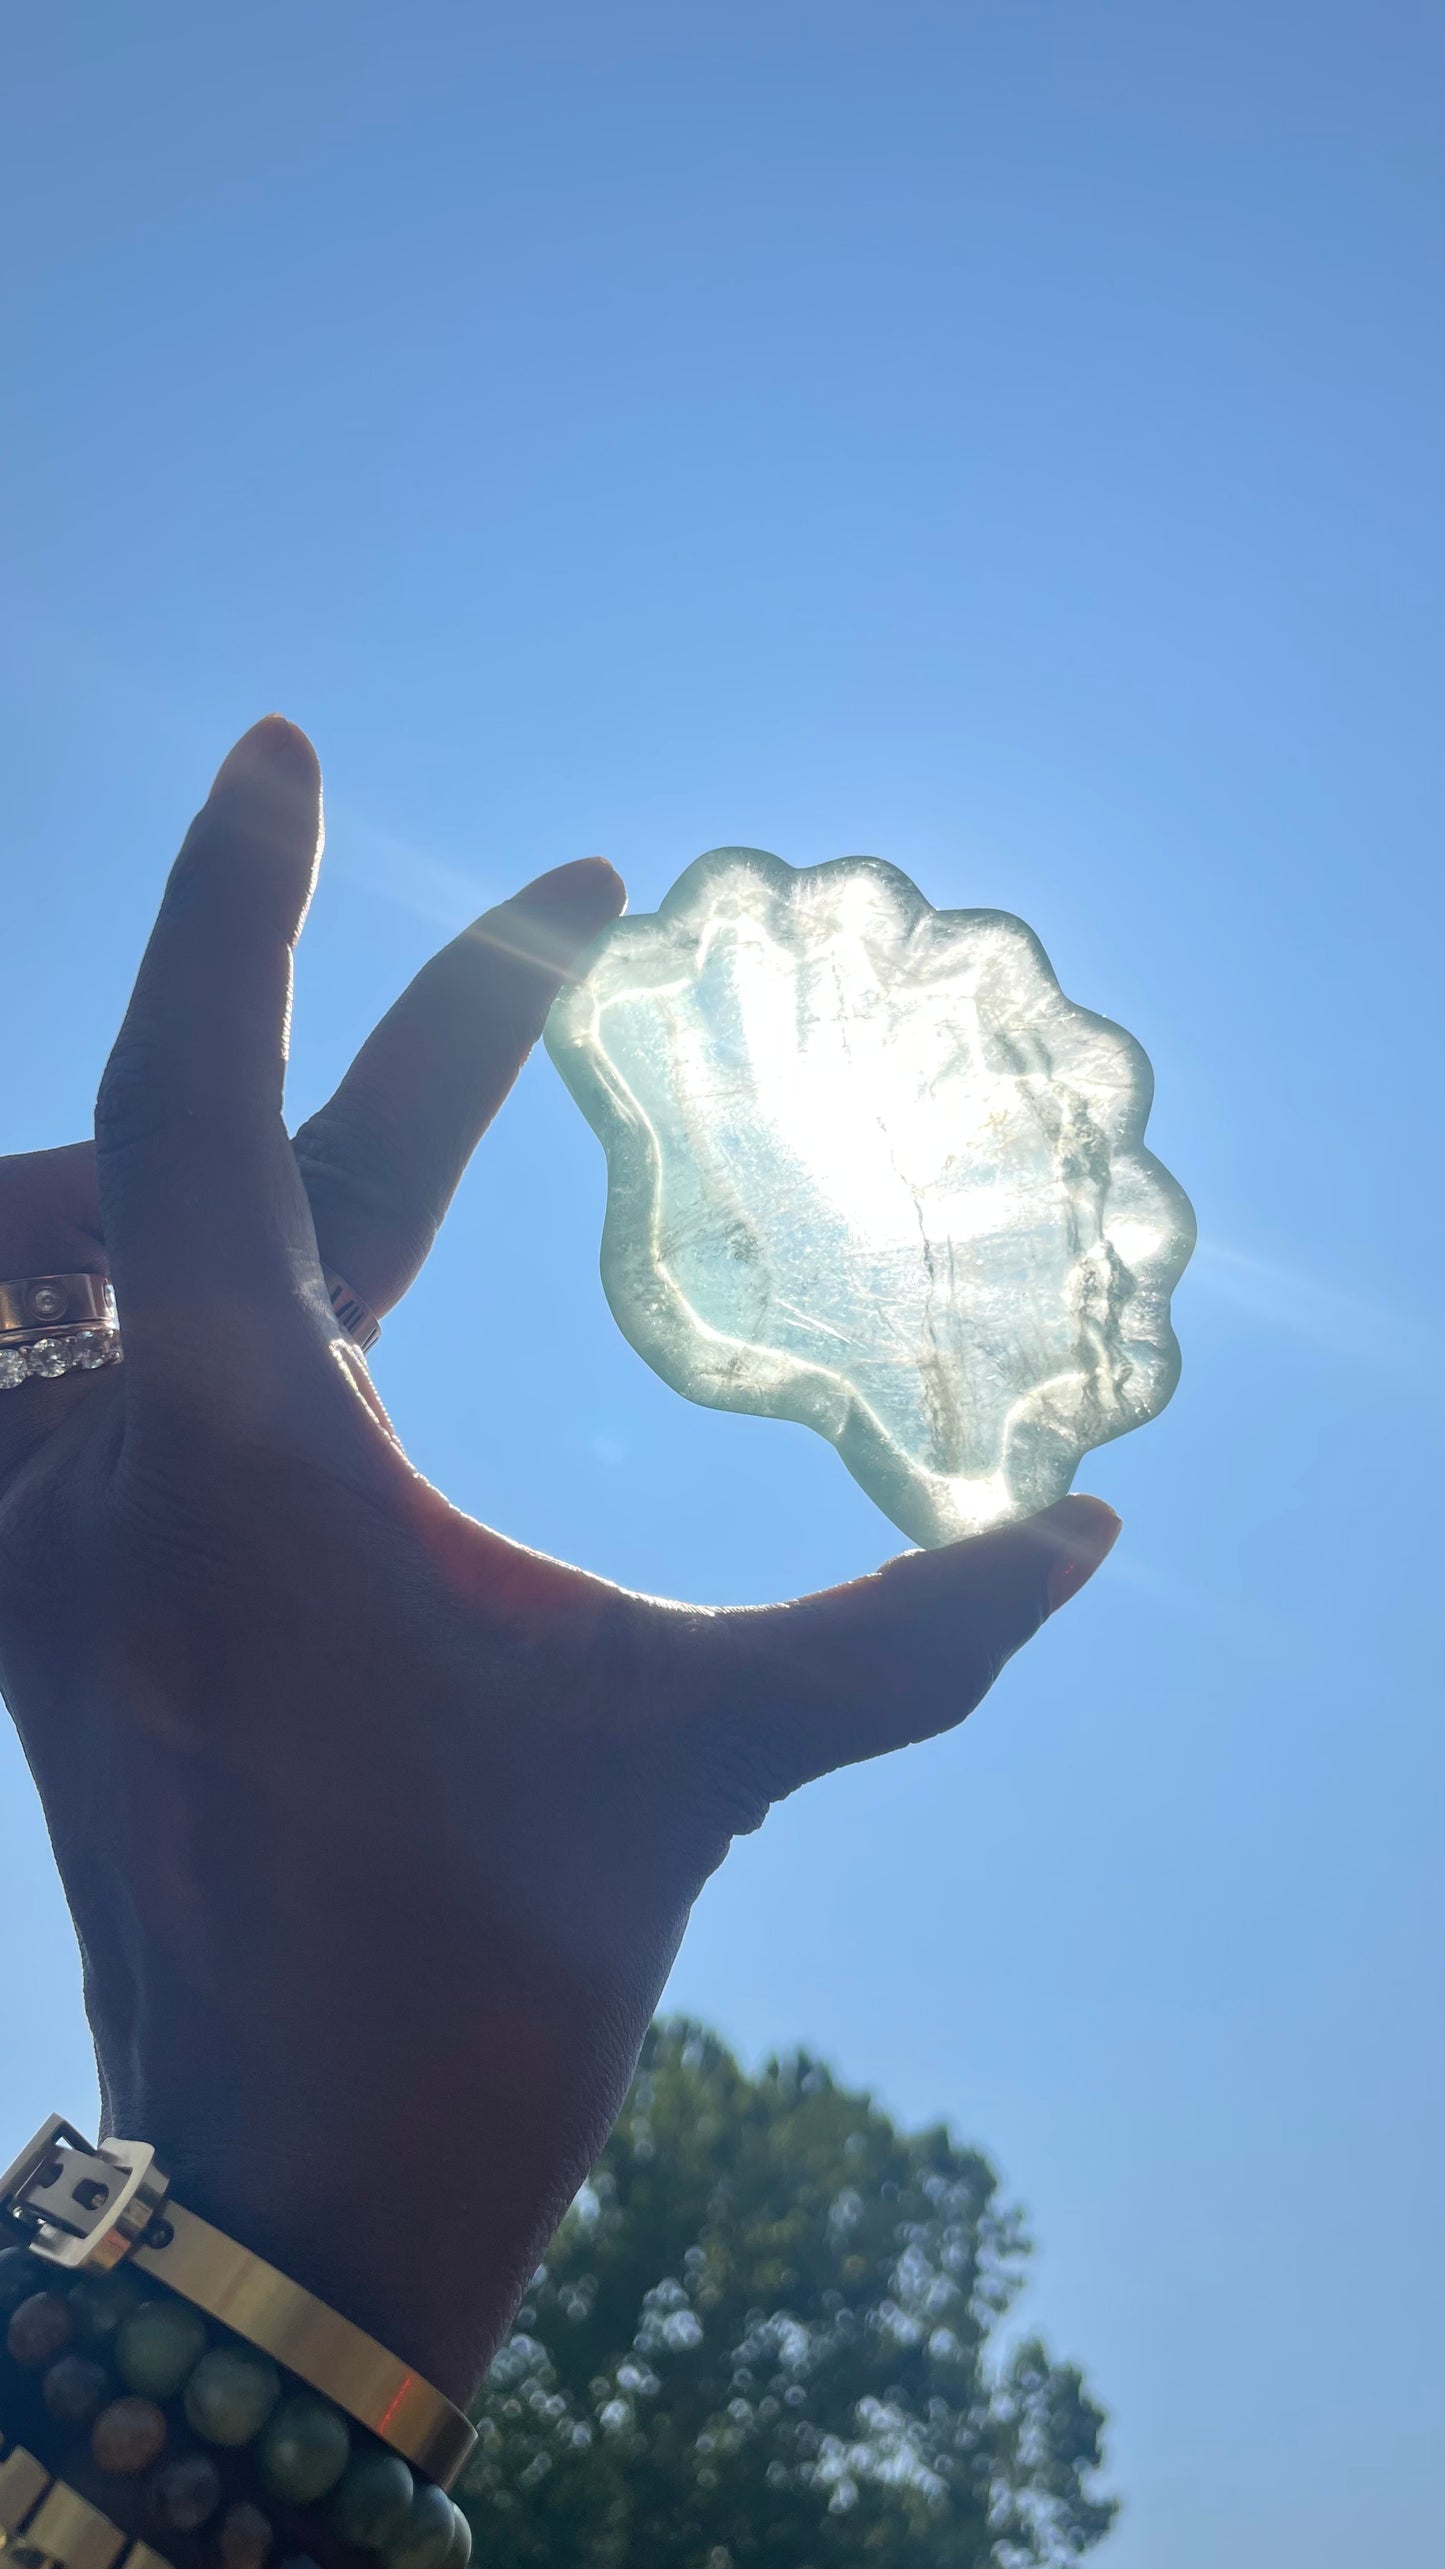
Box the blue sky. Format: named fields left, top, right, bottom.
left=1, top=4, right=1441, bottom=2561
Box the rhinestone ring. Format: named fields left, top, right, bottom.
left=0, top=1328, right=123, bottom=1392
left=0, top=1274, right=121, bottom=1396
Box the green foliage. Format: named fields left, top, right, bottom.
left=463, top=2022, right=1116, bottom=2566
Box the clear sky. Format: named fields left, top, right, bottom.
left=1, top=5, right=1441, bottom=2562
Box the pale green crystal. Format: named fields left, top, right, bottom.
left=545, top=850, right=1195, bottom=1548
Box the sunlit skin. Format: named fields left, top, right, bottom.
left=0, top=720, right=1119, bottom=2403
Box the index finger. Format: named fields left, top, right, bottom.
left=94, top=719, right=324, bottom=1376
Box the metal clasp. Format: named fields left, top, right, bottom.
left=0, top=2119, right=170, bottom=2273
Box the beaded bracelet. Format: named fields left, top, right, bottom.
left=0, top=2242, right=472, bottom=2569
left=0, top=2127, right=473, bottom=2569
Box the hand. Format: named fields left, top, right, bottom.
left=0, top=720, right=1119, bottom=2403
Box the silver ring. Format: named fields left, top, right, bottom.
left=0, top=1273, right=117, bottom=1343
left=0, top=1268, right=380, bottom=1397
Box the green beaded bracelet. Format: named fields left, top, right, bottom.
left=115, top=2301, right=209, bottom=2401
left=185, top=2348, right=282, bottom=2448
left=0, top=2237, right=474, bottom=2569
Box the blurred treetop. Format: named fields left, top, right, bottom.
left=464, top=2020, right=1116, bottom=2566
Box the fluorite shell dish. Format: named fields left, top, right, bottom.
left=546, top=850, right=1195, bottom=1547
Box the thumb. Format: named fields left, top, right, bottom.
left=707, top=1495, right=1122, bottom=1801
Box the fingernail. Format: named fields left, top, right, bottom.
left=513, top=857, right=627, bottom=924
left=480, top=861, right=628, bottom=982
left=1042, top=1498, right=1122, bottom=1616
left=210, top=715, right=319, bottom=799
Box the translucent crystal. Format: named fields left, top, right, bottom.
left=546, top=850, right=1195, bottom=1547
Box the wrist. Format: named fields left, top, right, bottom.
left=94, top=1979, right=607, bottom=2412
left=95, top=2087, right=497, bottom=2413
left=72, top=1823, right=535, bottom=2408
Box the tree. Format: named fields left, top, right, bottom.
left=462, top=2022, right=1116, bottom=2566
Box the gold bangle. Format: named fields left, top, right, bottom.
left=0, top=2122, right=474, bottom=2491
left=130, top=2202, right=472, bottom=2486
